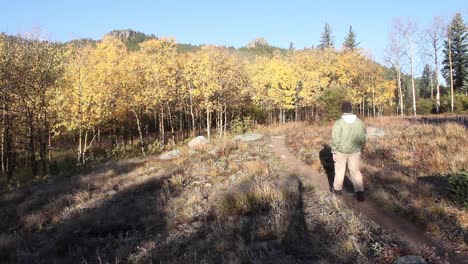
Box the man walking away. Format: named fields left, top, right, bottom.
left=331, top=101, right=367, bottom=202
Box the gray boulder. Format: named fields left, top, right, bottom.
left=393, top=255, right=426, bottom=264
left=367, top=126, right=386, bottom=138
left=188, top=136, right=210, bottom=149
left=159, top=149, right=182, bottom=160
left=106, top=190, right=117, bottom=196
left=234, top=133, right=263, bottom=142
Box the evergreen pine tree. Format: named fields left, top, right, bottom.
left=419, top=64, right=433, bottom=98
left=463, top=74, right=468, bottom=94
left=319, top=22, right=335, bottom=49
left=343, top=25, right=359, bottom=51
left=442, top=13, right=468, bottom=93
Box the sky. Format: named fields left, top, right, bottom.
left=1, top=0, right=467, bottom=67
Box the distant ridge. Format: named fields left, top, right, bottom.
left=105, top=29, right=157, bottom=50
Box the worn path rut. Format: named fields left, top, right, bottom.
left=270, top=135, right=467, bottom=264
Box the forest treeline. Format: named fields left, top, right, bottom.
left=0, top=13, right=467, bottom=184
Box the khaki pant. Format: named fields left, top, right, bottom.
left=334, top=151, right=364, bottom=192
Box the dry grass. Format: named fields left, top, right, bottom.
left=279, top=116, right=468, bottom=251
left=0, top=124, right=431, bottom=263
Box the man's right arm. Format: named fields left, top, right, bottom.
left=359, top=120, right=367, bottom=149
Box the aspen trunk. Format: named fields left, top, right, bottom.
left=206, top=107, right=211, bottom=140
left=434, top=36, right=440, bottom=113
left=160, top=107, right=165, bottom=145
left=223, top=103, right=227, bottom=137
left=218, top=103, right=223, bottom=138
left=78, top=127, right=83, bottom=164
left=132, top=109, right=146, bottom=156
left=167, top=104, right=175, bottom=144
left=48, top=131, right=52, bottom=163
left=179, top=109, right=184, bottom=140
left=97, top=128, right=101, bottom=147
left=189, top=84, right=196, bottom=137
left=28, top=113, right=37, bottom=176
left=1, top=125, right=4, bottom=174
left=1, top=105, right=5, bottom=173
left=372, top=88, right=376, bottom=116
left=410, top=41, right=417, bottom=116
left=397, top=70, right=404, bottom=116
left=83, top=130, right=88, bottom=165
left=430, top=73, right=434, bottom=101
left=278, top=109, right=282, bottom=124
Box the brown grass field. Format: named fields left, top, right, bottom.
left=0, top=116, right=466, bottom=263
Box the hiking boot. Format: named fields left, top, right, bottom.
left=356, top=191, right=365, bottom=202
left=331, top=188, right=342, bottom=195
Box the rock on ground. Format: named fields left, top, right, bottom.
left=234, top=133, right=263, bottom=142
left=393, top=255, right=426, bottom=264
left=188, top=136, right=210, bottom=149
left=367, top=126, right=385, bottom=138
left=159, top=149, right=182, bottom=160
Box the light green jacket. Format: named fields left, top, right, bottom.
left=331, top=114, right=366, bottom=154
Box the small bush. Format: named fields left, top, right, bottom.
left=416, top=98, right=434, bottom=115
left=318, top=86, right=348, bottom=121
left=448, top=171, right=468, bottom=208
left=440, top=93, right=468, bottom=113
left=147, top=140, right=164, bottom=154
left=230, top=116, right=255, bottom=134
left=104, top=144, right=138, bottom=159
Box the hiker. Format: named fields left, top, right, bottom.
left=331, top=101, right=367, bottom=202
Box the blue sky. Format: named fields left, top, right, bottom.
left=1, top=0, right=467, bottom=65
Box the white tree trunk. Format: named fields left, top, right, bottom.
left=409, top=41, right=417, bottom=116
left=397, top=69, right=404, bottom=116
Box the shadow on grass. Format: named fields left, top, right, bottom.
left=414, top=116, right=468, bottom=128
left=282, top=175, right=329, bottom=262
left=150, top=174, right=345, bottom=263
left=0, top=159, right=185, bottom=263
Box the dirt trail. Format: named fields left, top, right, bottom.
left=270, top=135, right=467, bottom=264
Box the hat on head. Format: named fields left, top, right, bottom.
left=341, top=101, right=352, bottom=113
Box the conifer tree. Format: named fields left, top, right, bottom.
left=442, top=13, right=468, bottom=93
left=343, top=26, right=359, bottom=51
left=319, top=22, right=335, bottom=49
left=419, top=64, right=433, bottom=98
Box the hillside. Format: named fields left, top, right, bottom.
left=105, top=29, right=157, bottom=51
left=63, top=29, right=285, bottom=55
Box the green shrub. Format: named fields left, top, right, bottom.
left=318, top=86, right=348, bottom=121
left=416, top=98, right=434, bottom=115
left=230, top=116, right=255, bottom=134
left=147, top=140, right=164, bottom=154
left=448, top=171, right=468, bottom=208
left=440, top=93, right=468, bottom=113
left=104, top=144, right=138, bottom=159
left=457, top=93, right=468, bottom=112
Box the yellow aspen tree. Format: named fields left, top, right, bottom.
left=291, top=50, right=323, bottom=119
left=250, top=51, right=296, bottom=123
left=56, top=36, right=127, bottom=164
left=139, top=38, right=178, bottom=144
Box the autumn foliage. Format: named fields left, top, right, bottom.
left=0, top=33, right=394, bottom=181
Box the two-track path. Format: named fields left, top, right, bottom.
left=270, top=135, right=467, bottom=264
